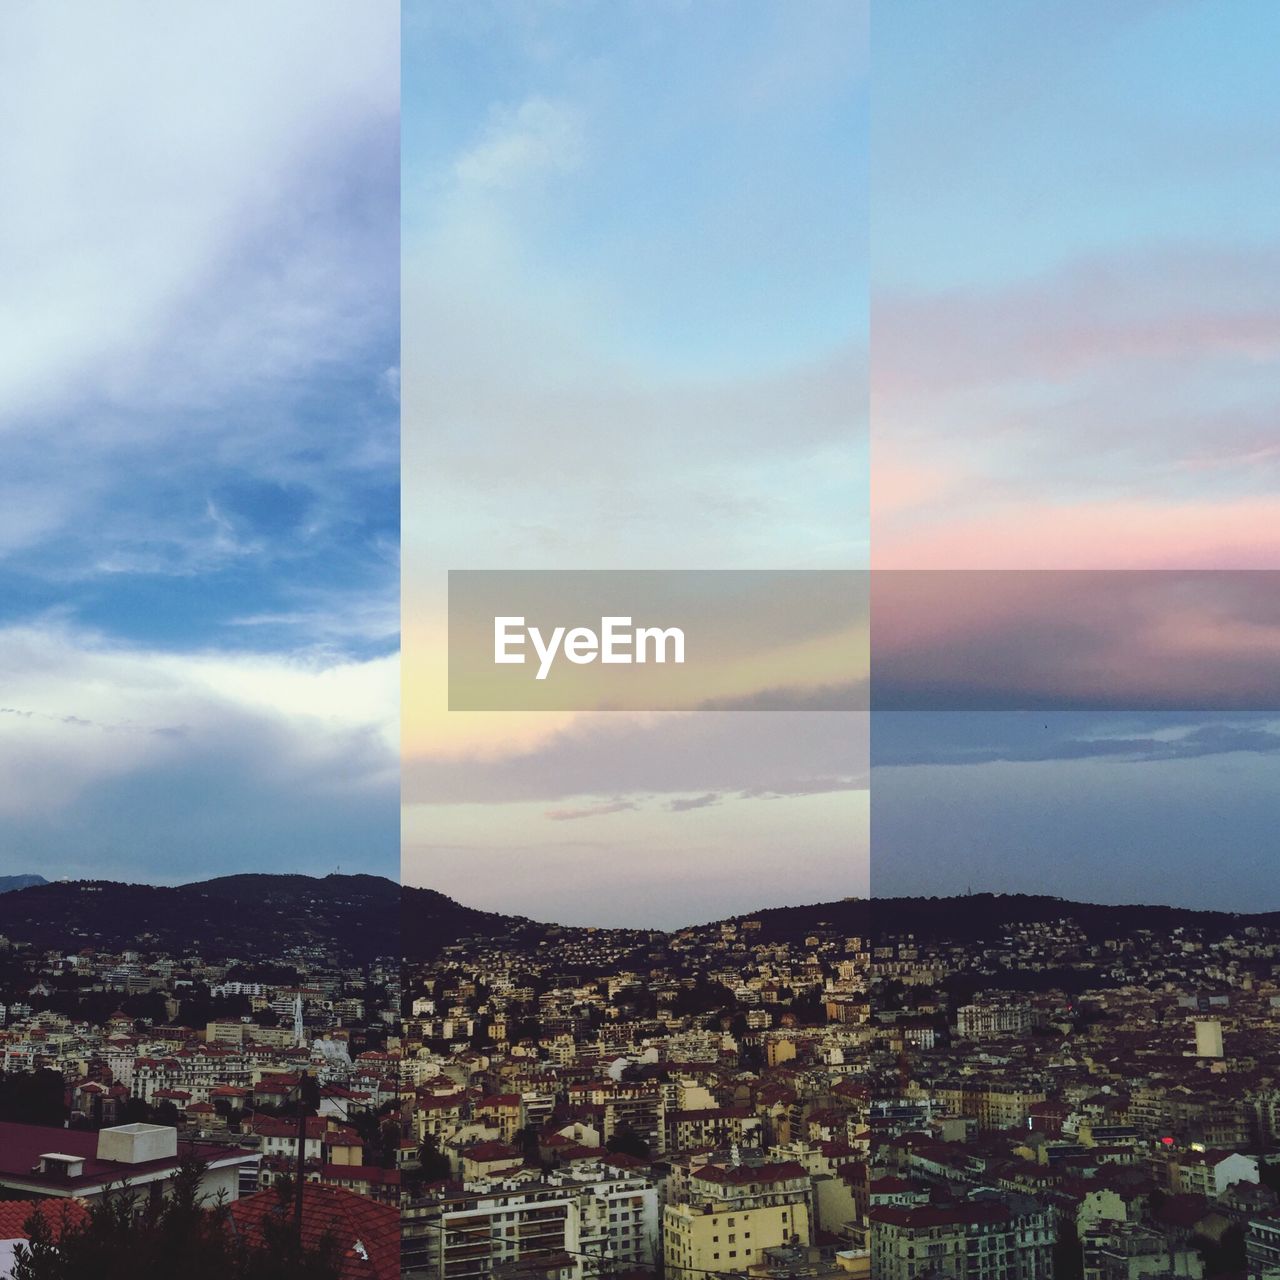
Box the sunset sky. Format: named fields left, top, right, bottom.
left=870, top=1, right=1280, bottom=909
left=402, top=1, right=869, bottom=926
left=4, top=3, right=1275, bottom=917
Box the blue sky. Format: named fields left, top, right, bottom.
left=874, top=0, right=1280, bottom=292
left=401, top=1, right=1279, bottom=922
left=7, top=2, right=1274, bottom=915
left=402, top=1, right=869, bottom=926
left=0, top=2, right=399, bottom=883
left=871, top=1, right=1280, bottom=909
left=406, top=2, right=867, bottom=379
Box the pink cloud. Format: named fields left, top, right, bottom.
left=873, top=246, right=1280, bottom=572
left=871, top=569, right=1280, bottom=709
left=873, top=494, right=1280, bottom=570
left=875, top=247, right=1280, bottom=399
left=544, top=798, right=638, bottom=822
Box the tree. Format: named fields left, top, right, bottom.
left=418, top=1133, right=452, bottom=1182
left=1052, top=1220, right=1083, bottom=1280
left=120, top=1096, right=152, bottom=1126
left=1196, top=1224, right=1245, bottom=1278
left=152, top=1100, right=181, bottom=1128
left=349, top=1103, right=400, bottom=1168
left=0, top=1070, right=66, bottom=1125
left=12, top=1153, right=341, bottom=1280
left=514, top=1124, right=542, bottom=1165
left=121, top=991, right=169, bottom=1025
left=605, top=1124, right=650, bottom=1160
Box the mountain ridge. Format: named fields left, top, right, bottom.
left=1, top=875, right=1276, bottom=962
left=0, top=873, right=398, bottom=963
left=0, top=874, right=48, bottom=894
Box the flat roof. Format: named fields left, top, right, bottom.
left=0, top=1122, right=255, bottom=1194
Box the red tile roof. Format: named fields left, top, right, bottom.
left=692, top=1160, right=809, bottom=1186
left=416, top=1092, right=466, bottom=1110
left=250, top=1116, right=331, bottom=1140
left=0, top=1198, right=90, bottom=1242
left=229, top=1185, right=399, bottom=1280
left=464, top=1141, right=520, bottom=1163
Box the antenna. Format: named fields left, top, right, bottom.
left=294, top=1067, right=308, bottom=1240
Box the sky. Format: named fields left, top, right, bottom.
left=870, top=1, right=1280, bottom=908
left=0, top=2, right=400, bottom=883
left=401, top=1, right=869, bottom=927
left=9, top=3, right=1275, bottom=917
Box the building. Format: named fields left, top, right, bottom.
left=665, top=1107, right=762, bottom=1155
left=229, top=1183, right=399, bottom=1280
left=870, top=1194, right=1054, bottom=1280
left=957, top=1002, right=1035, bottom=1041
left=1082, top=1221, right=1204, bottom=1280
left=1246, top=1214, right=1280, bottom=1280
left=403, top=1180, right=574, bottom=1280
left=664, top=1158, right=814, bottom=1280
left=0, top=1121, right=257, bottom=1204
left=1171, top=1149, right=1258, bottom=1199
left=1194, top=1020, right=1225, bottom=1059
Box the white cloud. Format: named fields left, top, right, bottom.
left=404, top=710, right=867, bottom=807
left=453, top=97, right=583, bottom=193
left=0, top=0, right=400, bottom=662
left=0, top=6, right=399, bottom=878
left=0, top=1, right=397, bottom=426
left=0, top=622, right=398, bottom=818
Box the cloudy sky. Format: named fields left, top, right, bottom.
left=402, top=1, right=869, bottom=927
left=0, top=3, right=399, bottom=883
left=12, top=2, right=1273, bottom=918
left=871, top=1, right=1280, bottom=909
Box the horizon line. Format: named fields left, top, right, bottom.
left=6, top=871, right=1279, bottom=930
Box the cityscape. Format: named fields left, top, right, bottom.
left=3, top=1, right=1279, bottom=1278
left=2, top=876, right=1279, bottom=1277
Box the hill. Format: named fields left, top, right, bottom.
left=0, top=875, right=47, bottom=894
left=671, top=892, right=1280, bottom=948
left=0, top=875, right=525, bottom=966
left=0, top=873, right=398, bottom=964
left=400, top=885, right=533, bottom=962
left=2, top=874, right=1276, bottom=968
left=861, top=892, right=1280, bottom=943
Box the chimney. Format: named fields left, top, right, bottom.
left=37, top=1153, right=86, bottom=1180
left=96, top=1122, right=179, bottom=1164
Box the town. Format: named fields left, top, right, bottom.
left=0, top=875, right=403, bottom=1276
left=3, top=880, right=1280, bottom=1279
left=401, top=893, right=1280, bottom=1280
